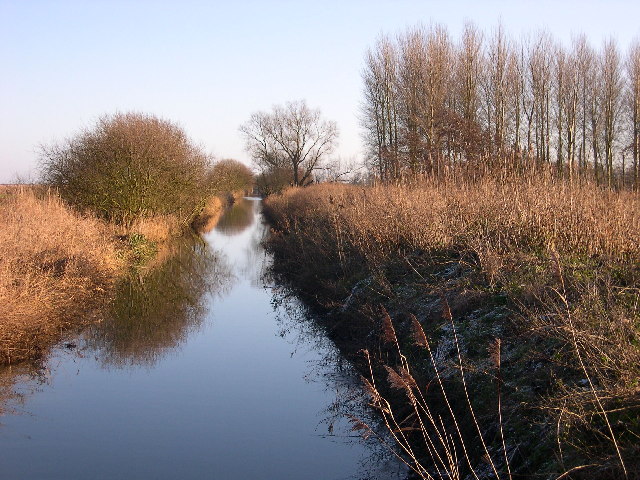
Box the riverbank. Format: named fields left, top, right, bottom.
left=263, top=177, right=640, bottom=479
left=0, top=186, right=231, bottom=365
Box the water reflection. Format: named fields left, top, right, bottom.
left=0, top=198, right=405, bottom=480
left=0, top=363, right=42, bottom=418
left=267, top=287, right=406, bottom=480
left=212, top=198, right=406, bottom=479
left=209, top=198, right=270, bottom=286
left=87, top=239, right=234, bottom=368
left=214, top=197, right=255, bottom=236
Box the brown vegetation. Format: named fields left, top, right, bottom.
left=208, top=158, right=255, bottom=197
left=264, top=174, right=640, bottom=478
left=0, top=186, right=121, bottom=364
left=266, top=174, right=639, bottom=265
left=190, top=195, right=226, bottom=234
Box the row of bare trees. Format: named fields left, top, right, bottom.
left=361, top=23, right=640, bottom=189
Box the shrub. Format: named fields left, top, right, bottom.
left=256, top=167, right=290, bottom=196
left=41, top=112, right=211, bottom=225
left=209, top=158, right=254, bottom=195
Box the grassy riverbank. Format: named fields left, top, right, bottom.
left=264, top=176, right=640, bottom=479
left=0, top=186, right=121, bottom=364
left=0, top=185, right=229, bottom=365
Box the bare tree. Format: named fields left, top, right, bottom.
left=483, top=24, right=510, bottom=154
left=627, top=40, right=640, bottom=189
left=573, top=35, right=595, bottom=175
left=397, top=27, right=428, bottom=175
left=528, top=32, right=554, bottom=164
left=240, top=100, right=338, bottom=187
left=396, top=24, right=454, bottom=176
left=362, top=35, right=400, bottom=180
left=520, top=36, right=536, bottom=160
left=560, top=40, right=580, bottom=180
left=315, top=156, right=366, bottom=183
left=506, top=43, right=524, bottom=156
left=457, top=22, right=483, bottom=126
left=553, top=43, right=568, bottom=175
left=601, top=38, right=624, bottom=187
left=359, top=24, right=635, bottom=189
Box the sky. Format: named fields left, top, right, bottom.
left=1, top=0, right=639, bottom=183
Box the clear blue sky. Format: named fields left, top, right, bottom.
left=1, top=0, right=639, bottom=182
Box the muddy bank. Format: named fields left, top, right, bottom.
left=266, top=244, right=547, bottom=478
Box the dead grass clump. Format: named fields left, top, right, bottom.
left=0, top=187, right=122, bottom=364
left=125, top=215, right=182, bottom=244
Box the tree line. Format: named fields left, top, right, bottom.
left=361, top=23, right=640, bottom=188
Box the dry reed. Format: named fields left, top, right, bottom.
left=0, top=186, right=122, bottom=363
left=266, top=175, right=640, bottom=265
left=264, top=174, right=640, bottom=478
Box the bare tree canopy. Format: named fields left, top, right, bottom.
left=239, top=100, right=338, bottom=187
left=361, top=23, right=640, bottom=188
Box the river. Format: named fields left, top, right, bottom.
left=0, top=198, right=404, bottom=480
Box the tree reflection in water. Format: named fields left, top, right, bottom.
left=88, top=238, right=234, bottom=368
left=0, top=362, right=46, bottom=417
left=214, top=197, right=255, bottom=236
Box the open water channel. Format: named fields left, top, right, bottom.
left=0, top=198, right=404, bottom=479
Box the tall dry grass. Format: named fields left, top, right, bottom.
left=0, top=185, right=235, bottom=365
left=0, top=186, right=122, bottom=363
left=264, top=175, right=640, bottom=478
left=266, top=176, right=640, bottom=266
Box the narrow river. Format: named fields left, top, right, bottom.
left=0, top=198, right=404, bottom=480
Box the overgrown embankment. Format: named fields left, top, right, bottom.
left=264, top=177, right=640, bottom=479
left=0, top=186, right=122, bottom=364
left=0, top=186, right=238, bottom=367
